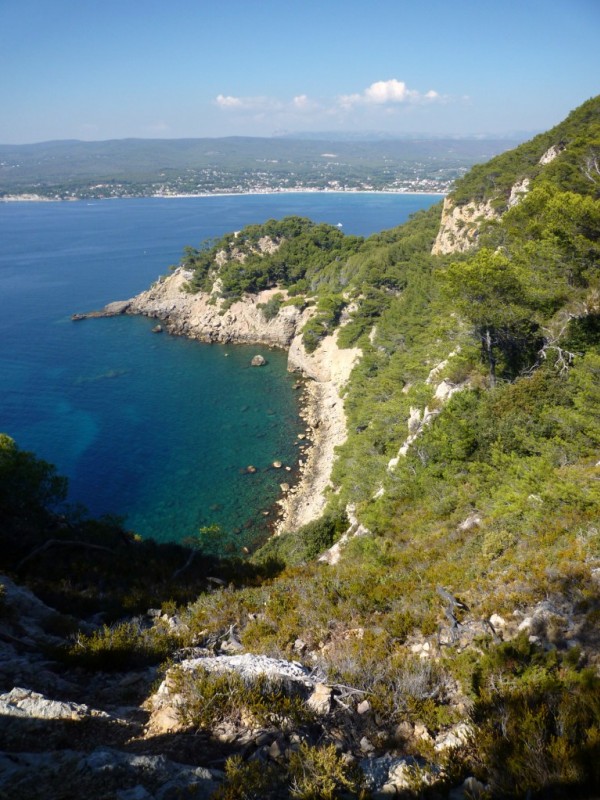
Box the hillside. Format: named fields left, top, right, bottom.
left=1, top=96, right=600, bottom=798
left=0, top=136, right=518, bottom=199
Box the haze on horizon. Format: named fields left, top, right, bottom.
left=1, top=0, right=598, bottom=146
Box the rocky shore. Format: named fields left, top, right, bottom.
left=78, top=268, right=361, bottom=535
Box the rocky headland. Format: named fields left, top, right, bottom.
left=80, top=267, right=361, bottom=535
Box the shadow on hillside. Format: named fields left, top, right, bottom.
left=0, top=710, right=284, bottom=772
left=0, top=712, right=140, bottom=754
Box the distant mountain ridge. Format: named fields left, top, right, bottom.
left=275, top=129, right=534, bottom=141
left=0, top=135, right=521, bottom=199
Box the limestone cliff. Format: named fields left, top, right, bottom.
left=431, top=197, right=499, bottom=255
left=127, top=268, right=301, bottom=348
left=433, top=141, right=566, bottom=256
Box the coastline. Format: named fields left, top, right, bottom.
left=273, top=366, right=349, bottom=534
left=83, top=270, right=361, bottom=537
left=1, top=189, right=447, bottom=203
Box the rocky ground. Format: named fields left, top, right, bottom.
left=0, top=572, right=493, bottom=799
left=8, top=566, right=590, bottom=799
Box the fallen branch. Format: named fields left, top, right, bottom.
left=172, top=549, right=198, bottom=579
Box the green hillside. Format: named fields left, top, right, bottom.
left=2, top=96, right=600, bottom=798
left=0, top=135, right=517, bottom=198
left=450, top=95, right=600, bottom=209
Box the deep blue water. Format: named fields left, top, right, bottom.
left=0, top=193, right=441, bottom=550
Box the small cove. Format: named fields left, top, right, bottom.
left=0, top=193, right=441, bottom=550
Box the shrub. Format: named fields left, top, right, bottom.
left=171, top=668, right=313, bottom=730
left=302, top=294, right=346, bottom=352
left=253, top=512, right=348, bottom=566
left=64, top=619, right=178, bottom=670
left=0, top=433, right=67, bottom=518
left=288, top=742, right=367, bottom=800
left=258, top=292, right=284, bottom=321
left=466, top=635, right=600, bottom=796
left=212, top=755, right=282, bottom=799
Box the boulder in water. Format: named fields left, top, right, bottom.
left=251, top=354, right=266, bottom=366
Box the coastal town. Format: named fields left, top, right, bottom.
left=0, top=136, right=517, bottom=201
left=1, top=167, right=456, bottom=201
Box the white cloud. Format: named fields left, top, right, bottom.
left=365, top=79, right=415, bottom=103
left=215, top=94, right=245, bottom=109
left=293, top=94, right=310, bottom=110
left=338, top=79, right=442, bottom=109
left=213, top=80, right=446, bottom=130
left=215, top=94, right=286, bottom=113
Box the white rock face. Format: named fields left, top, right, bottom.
left=430, top=143, right=565, bottom=256
left=361, top=754, right=438, bottom=793
left=0, top=687, right=109, bottom=722
left=306, top=682, right=333, bottom=714
left=434, top=722, right=472, bottom=751
left=127, top=269, right=301, bottom=348
left=149, top=654, right=320, bottom=734
left=281, top=329, right=362, bottom=531
left=168, top=653, right=313, bottom=685
left=507, top=177, right=530, bottom=208
left=432, top=197, right=499, bottom=255
left=457, top=513, right=482, bottom=532
left=388, top=362, right=467, bottom=469
left=539, top=143, right=565, bottom=165
left=426, top=348, right=461, bottom=384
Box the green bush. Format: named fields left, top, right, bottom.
left=302, top=294, right=346, bottom=352
left=0, top=433, right=67, bottom=518
left=170, top=668, right=313, bottom=730
left=467, top=635, right=600, bottom=796
left=253, top=511, right=348, bottom=566
left=258, top=292, right=284, bottom=321
left=288, top=742, right=367, bottom=800
left=63, top=619, right=180, bottom=670
left=212, top=755, right=282, bottom=800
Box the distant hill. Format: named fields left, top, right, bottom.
left=276, top=129, right=534, bottom=142
left=0, top=135, right=521, bottom=199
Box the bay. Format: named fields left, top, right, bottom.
left=0, top=192, right=441, bottom=550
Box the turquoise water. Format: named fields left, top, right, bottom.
left=0, top=193, right=441, bottom=550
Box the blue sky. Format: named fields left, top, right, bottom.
left=1, top=0, right=598, bottom=143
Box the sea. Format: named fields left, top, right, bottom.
left=0, top=192, right=440, bottom=553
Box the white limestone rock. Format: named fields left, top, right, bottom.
left=0, top=687, right=110, bottom=722
left=432, top=197, right=499, bottom=255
